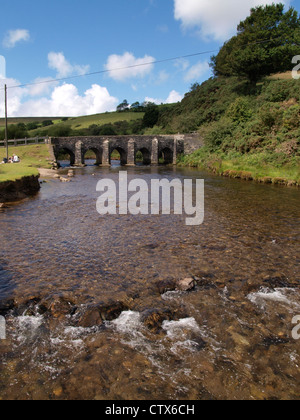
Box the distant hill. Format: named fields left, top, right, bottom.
left=0, top=111, right=145, bottom=139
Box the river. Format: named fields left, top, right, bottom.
left=0, top=162, right=299, bottom=400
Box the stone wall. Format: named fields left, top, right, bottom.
left=50, top=134, right=203, bottom=167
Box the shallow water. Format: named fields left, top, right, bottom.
left=0, top=163, right=299, bottom=400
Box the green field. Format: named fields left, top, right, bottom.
left=65, top=111, right=144, bottom=130
left=0, top=111, right=144, bottom=136
left=0, top=144, right=52, bottom=182
left=0, top=116, right=62, bottom=128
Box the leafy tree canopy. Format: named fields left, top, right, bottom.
left=211, top=3, right=300, bottom=82
left=116, top=100, right=130, bottom=112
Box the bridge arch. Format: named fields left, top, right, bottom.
left=110, top=146, right=127, bottom=166
left=56, top=147, right=75, bottom=167
left=82, top=146, right=103, bottom=166
left=136, top=147, right=151, bottom=165
left=159, top=147, right=173, bottom=165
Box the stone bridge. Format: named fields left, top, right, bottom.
left=48, top=134, right=203, bottom=166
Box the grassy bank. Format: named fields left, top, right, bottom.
left=178, top=147, right=300, bottom=186
left=0, top=144, right=52, bottom=182
left=156, top=75, right=300, bottom=186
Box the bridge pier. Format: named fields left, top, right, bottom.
left=102, top=140, right=110, bottom=167
left=126, top=139, right=135, bottom=166
left=173, top=138, right=177, bottom=165
left=151, top=138, right=159, bottom=165
left=75, top=141, right=84, bottom=166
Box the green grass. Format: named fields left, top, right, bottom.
left=0, top=144, right=52, bottom=182
left=1, top=112, right=144, bottom=134
left=64, top=112, right=144, bottom=130
left=178, top=148, right=300, bottom=185
left=0, top=117, right=62, bottom=128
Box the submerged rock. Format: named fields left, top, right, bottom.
left=41, top=295, right=75, bottom=319
left=77, top=305, right=103, bottom=328
left=141, top=308, right=174, bottom=333
left=75, top=300, right=130, bottom=328
left=155, top=278, right=177, bottom=295
left=176, top=278, right=196, bottom=292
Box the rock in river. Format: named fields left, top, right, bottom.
left=176, top=278, right=196, bottom=292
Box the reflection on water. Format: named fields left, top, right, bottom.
left=0, top=164, right=299, bottom=400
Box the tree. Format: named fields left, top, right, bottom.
left=142, top=104, right=159, bottom=128
left=42, top=120, right=53, bottom=127
left=211, top=4, right=300, bottom=83
left=131, top=101, right=142, bottom=112
left=117, top=99, right=129, bottom=112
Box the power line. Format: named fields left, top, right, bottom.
left=6, top=50, right=218, bottom=90
left=4, top=35, right=290, bottom=90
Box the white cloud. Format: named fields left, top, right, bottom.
left=0, top=80, right=118, bottom=117
left=166, top=90, right=183, bottom=104
left=145, top=90, right=183, bottom=105
left=156, top=70, right=170, bottom=84
left=0, top=78, right=26, bottom=116
left=174, top=0, right=291, bottom=41
left=184, top=61, right=210, bottom=82
left=48, top=52, right=90, bottom=78
left=20, top=84, right=118, bottom=117
left=105, top=52, right=155, bottom=81
left=3, top=29, right=30, bottom=48
left=0, top=51, right=117, bottom=117
left=27, top=77, right=58, bottom=97
left=174, top=58, right=190, bottom=72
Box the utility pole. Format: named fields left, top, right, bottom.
left=4, top=84, right=8, bottom=161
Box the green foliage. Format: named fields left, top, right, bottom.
left=42, top=120, right=53, bottom=127
left=26, top=122, right=39, bottom=130
left=47, top=124, right=72, bottom=137
left=142, top=105, right=159, bottom=128
left=260, top=79, right=300, bottom=102
left=226, top=97, right=253, bottom=122
left=117, top=100, right=130, bottom=113
left=0, top=123, right=29, bottom=140
left=211, top=4, right=300, bottom=82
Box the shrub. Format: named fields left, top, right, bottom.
left=226, top=97, right=253, bottom=123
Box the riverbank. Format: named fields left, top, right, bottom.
left=0, top=144, right=53, bottom=181
left=0, top=144, right=55, bottom=202
left=178, top=148, right=300, bottom=187
left=0, top=174, right=41, bottom=203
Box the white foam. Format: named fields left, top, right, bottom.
left=111, top=311, right=141, bottom=334
left=247, top=287, right=299, bottom=310
left=161, top=290, right=184, bottom=301
left=14, top=315, right=44, bottom=344
left=162, top=317, right=200, bottom=339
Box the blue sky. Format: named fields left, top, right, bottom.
left=0, top=0, right=299, bottom=117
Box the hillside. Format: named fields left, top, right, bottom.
left=0, top=111, right=145, bottom=139
left=153, top=75, right=299, bottom=184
